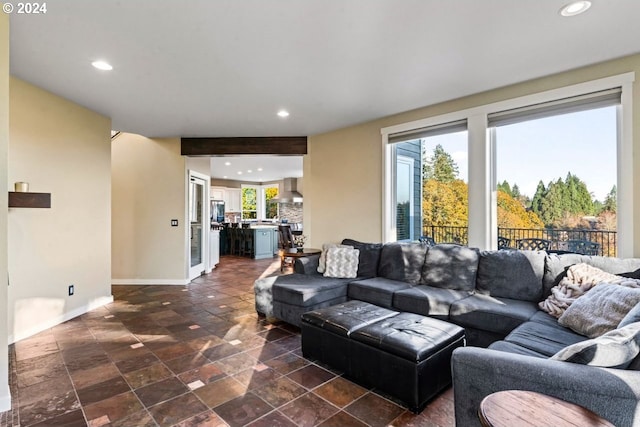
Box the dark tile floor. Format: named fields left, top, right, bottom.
left=1, top=256, right=455, bottom=427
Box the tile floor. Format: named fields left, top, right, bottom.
left=1, top=256, right=454, bottom=427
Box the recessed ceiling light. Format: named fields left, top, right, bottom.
left=257, top=167, right=263, bottom=171
left=559, top=1, right=591, bottom=16
left=237, top=171, right=242, bottom=175
left=247, top=170, right=252, bottom=173
left=277, top=110, right=290, bottom=118
left=224, top=162, right=231, bottom=166
left=223, top=176, right=228, bottom=179
left=91, top=60, right=113, bottom=71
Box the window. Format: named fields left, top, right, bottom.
left=242, top=186, right=258, bottom=219
left=390, top=121, right=468, bottom=242
left=493, top=99, right=618, bottom=255
left=241, top=184, right=279, bottom=220
left=382, top=73, right=634, bottom=256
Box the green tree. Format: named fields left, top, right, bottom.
left=531, top=181, right=546, bottom=216
left=423, top=144, right=459, bottom=182
left=497, top=180, right=512, bottom=196
left=603, top=185, right=617, bottom=213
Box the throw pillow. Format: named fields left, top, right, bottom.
left=317, top=243, right=352, bottom=274
left=619, top=302, right=640, bottom=328
left=539, top=263, right=640, bottom=318
left=324, top=247, right=360, bottom=279
left=558, top=284, right=640, bottom=338
left=551, top=322, right=640, bottom=369
left=341, top=239, right=383, bottom=278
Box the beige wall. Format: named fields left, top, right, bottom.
left=306, top=54, right=640, bottom=256
left=8, top=77, right=112, bottom=342
left=0, top=10, right=11, bottom=411
left=112, top=134, right=189, bottom=284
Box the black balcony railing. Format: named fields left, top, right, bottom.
left=422, top=225, right=617, bottom=257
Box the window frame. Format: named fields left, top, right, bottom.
left=381, top=72, right=635, bottom=257
left=241, top=183, right=280, bottom=220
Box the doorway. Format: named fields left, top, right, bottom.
left=189, top=171, right=209, bottom=280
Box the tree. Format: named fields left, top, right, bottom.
left=423, top=144, right=459, bottom=182
left=496, top=190, right=544, bottom=229
left=497, top=180, right=512, bottom=196
left=422, top=178, right=467, bottom=227
left=531, top=181, right=546, bottom=216
left=603, top=185, right=617, bottom=213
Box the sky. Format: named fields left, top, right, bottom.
left=420, top=105, right=617, bottom=201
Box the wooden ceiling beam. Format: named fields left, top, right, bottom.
left=181, top=137, right=307, bottom=156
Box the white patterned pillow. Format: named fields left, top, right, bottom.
left=551, top=322, right=640, bottom=368
left=317, top=243, right=353, bottom=274
left=324, top=247, right=360, bottom=279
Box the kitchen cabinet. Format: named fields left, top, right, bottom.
left=226, top=188, right=241, bottom=212
left=253, top=228, right=274, bottom=259
left=209, top=229, right=220, bottom=268
left=211, top=187, right=225, bottom=200
left=273, top=229, right=279, bottom=255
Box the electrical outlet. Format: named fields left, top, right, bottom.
left=68, top=285, right=74, bottom=296
left=171, top=219, right=179, bottom=226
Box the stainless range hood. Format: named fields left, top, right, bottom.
left=272, top=178, right=303, bottom=203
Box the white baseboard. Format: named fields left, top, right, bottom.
left=9, top=294, right=114, bottom=344
left=0, top=386, right=10, bottom=412
left=111, top=278, right=190, bottom=286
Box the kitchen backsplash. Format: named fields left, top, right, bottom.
left=279, top=203, right=303, bottom=223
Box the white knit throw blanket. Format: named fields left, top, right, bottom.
left=539, top=263, right=640, bottom=318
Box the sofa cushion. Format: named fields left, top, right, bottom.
left=393, top=285, right=471, bottom=320
left=476, top=250, right=545, bottom=302
left=377, top=242, right=427, bottom=285
left=488, top=341, right=547, bottom=358
left=558, top=283, right=640, bottom=338
left=503, top=320, right=587, bottom=357
left=341, top=239, right=383, bottom=279
left=348, top=277, right=412, bottom=309
left=420, top=244, right=479, bottom=291
left=551, top=323, right=640, bottom=369
left=271, top=274, right=351, bottom=307
left=324, top=247, right=360, bottom=279
left=449, top=294, right=538, bottom=336
left=528, top=310, right=560, bottom=328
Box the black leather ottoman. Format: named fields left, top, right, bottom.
left=301, top=302, right=465, bottom=412
left=301, top=300, right=398, bottom=373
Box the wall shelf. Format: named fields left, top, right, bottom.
left=8, top=192, right=51, bottom=208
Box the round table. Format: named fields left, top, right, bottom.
left=479, top=390, right=614, bottom=427
left=280, top=248, right=321, bottom=272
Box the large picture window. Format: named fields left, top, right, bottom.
left=383, top=73, right=634, bottom=256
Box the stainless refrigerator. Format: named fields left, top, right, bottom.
left=211, top=199, right=225, bottom=223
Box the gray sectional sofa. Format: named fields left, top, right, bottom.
left=263, top=239, right=640, bottom=426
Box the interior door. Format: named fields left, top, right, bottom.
left=189, top=173, right=208, bottom=280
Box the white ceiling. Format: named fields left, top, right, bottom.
left=209, top=155, right=302, bottom=182
left=8, top=1, right=640, bottom=138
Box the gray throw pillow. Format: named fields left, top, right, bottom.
left=551, top=322, right=640, bottom=369
left=619, top=302, right=640, bottom=328
left=558, top=284, right=640, bottom=338
left=421, top=244, right=479, bottom=291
